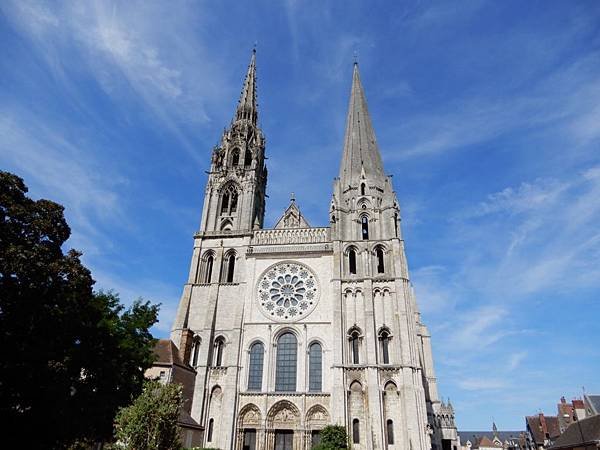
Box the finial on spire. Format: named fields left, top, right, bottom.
left=253, top=41, right=257, bottom=53
left=353, top=50, right=359, bottom=65
left=290, top=192, right=295, bottom=202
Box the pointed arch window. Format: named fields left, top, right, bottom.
left=221, top=185, right=239, bottom=215
left=202, top=253, right=214, bottom=283
left=353, top=418, right=360, bottom=444
left=191, top=336, right=201, bottom=367
left=379, top=329, right=391, bottom=364
left=394, top=212, right=399, bottom=238
left=244, top=149, right=252, bottom=167
left=214, top=337, right=225, bottom=367
left=275, top=332, right=297, bottom=391
left=248, top=342, right=264, bottom=391
left=348, top=248, right=357, bottom=275
left=361, top=215, right=369, bottom=240
left=387, top=419, right=394, bottom=445
left=361, top=183, right=366, bottom=196
left=230, top=190, right=238, bottom=213
left=231, top=148, right=240, bottom=166
left=376, top=247, right=385, bottom=274
left=349, top=330, right=360, bottom=364
left=225, top=253, right=235, bottom=283
left=221, top=191, right=230, bottom=214
left=207, top=418, right=214, bottom=442
left=308, top=342, right=322, bottom=392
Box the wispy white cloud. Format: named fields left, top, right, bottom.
left=1, top=0, right=232, bottom=162
left=0, top=109, right=127, bottom=256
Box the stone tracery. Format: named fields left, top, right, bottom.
left=257, top=262, right=319, bottom=322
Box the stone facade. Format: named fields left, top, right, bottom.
left=168, top=50, right=458, bottom=450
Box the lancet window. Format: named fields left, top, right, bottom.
left=308, top=342, right=322, bottom=391
left=379, top=329, right=391, bottom=364
left=376, top=246, right=385, bottom=274
left=220, top=185, right=239, bottom=215
left=275, top=332, right=297, bottom=391
left=247, top=342, right=264, bottom=391
left=348, top=248, right=357, bottom=275
left=361, top=215, right=369, bottom=240
left=214, top=337, right=225, bottom=367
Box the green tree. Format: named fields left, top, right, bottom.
left=0, top=171, right=159, bottom=448
left=314, top=425, right=349, bottom=450
left=114, top=380, right=183, bottom=450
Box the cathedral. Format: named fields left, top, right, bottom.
left=166, top=50, right=458, bottom=450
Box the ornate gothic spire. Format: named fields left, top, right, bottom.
left=338, top=62, right=385, bottom=186
left=235, top=49, right=258, bottom=125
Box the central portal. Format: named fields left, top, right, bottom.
left=274, top=430, right=294, bottom=450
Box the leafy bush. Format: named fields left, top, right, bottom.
left=114, top=380, right=184, bottom=450
left=313, top=425, right=349, bottom=450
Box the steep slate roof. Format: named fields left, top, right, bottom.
left=152, top=339, right=187, bottom=368
left=586, top=395, right=600, bottom=415
left=338, top=63, right=386, bottom=187
left=550, top=415, right=600, bottom=449
left=527, top=415, right=561, bottom=445
left=178, top=409, right=204, bottom=430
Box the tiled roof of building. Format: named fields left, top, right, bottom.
left=459, top=431, right=526, bottom=449
left=152, top=339, right=187, bottom=368
left=550, top=415, right=600, bottom=449
left=572, top=400, right=584, bottom=409
left=526, top=415, right=561, bottom=444
left=478, top=436, right=499, bottom=447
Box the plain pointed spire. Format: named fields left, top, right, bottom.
left=235, top=49, right=258, bottom=125
left=339, top=62, right=385, bottom=185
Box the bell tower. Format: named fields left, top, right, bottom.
left=199, top=49, right=267, bottom=233
left=330, top=62, right=400, bottom=244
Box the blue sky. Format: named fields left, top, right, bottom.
left=1, top=0, right=599, bottom=431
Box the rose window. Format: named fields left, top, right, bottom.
left=257, top=262, right=319, bottom=322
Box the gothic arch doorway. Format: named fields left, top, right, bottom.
left=266, top=401, right=300, bottom=450
left=237, top=404, right=262, bottom=450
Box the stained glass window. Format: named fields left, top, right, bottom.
left=275, top=333, right=297, bottom=391
left=309, top=342, right=322, bottom=391
left=248, top=342, right=264, bottom=391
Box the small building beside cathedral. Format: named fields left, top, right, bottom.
left=159, top=50, right=459, bottom=450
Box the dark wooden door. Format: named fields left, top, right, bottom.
left=243, top=429, right=256, bottom=450
left=275, top=430, right=294, bottom=450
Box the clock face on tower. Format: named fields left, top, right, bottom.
left=256, top=261, right=319, bottom=322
